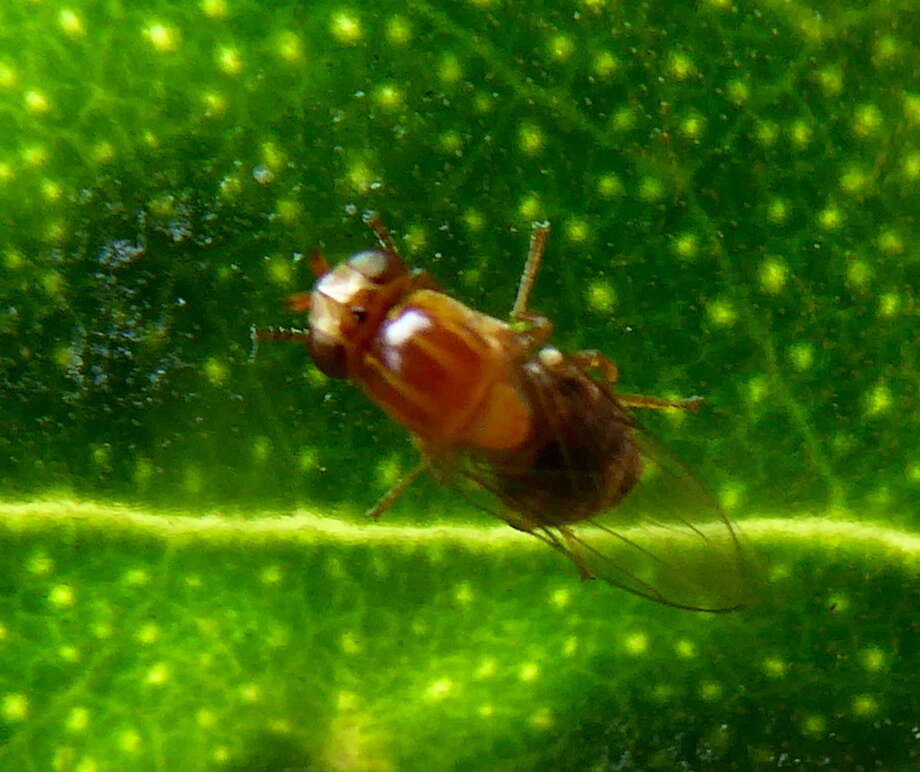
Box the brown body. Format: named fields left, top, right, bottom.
left=254, top=214, right=752, bottom=612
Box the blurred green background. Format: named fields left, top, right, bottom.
left=0, top=1, right=917, bottom=770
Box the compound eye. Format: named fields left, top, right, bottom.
left=308, top=329, right=348, bottom=378
left=351, top=306, right=368, bottom=324
left=348, top=250, right=406, bottom=284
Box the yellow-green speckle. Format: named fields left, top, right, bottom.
left=550, top=588, right=571, bottom=609
left=529, top=708, right=553, bottom=730
left=638, top=176, right=664, bottom=202
left=1, top=693, right=29, bottom=722
left=374, top=84, right=403, bottom=111
left=610, top=106, right=637, bottom=132
left=877, top=292, right=900, bottom=318
left=453, top=582, right=473, bottom=605
left=251, top=436, right=271, bottom=463
left=818, top=204, right=842, bottom=230
left=903, top=152, right=920, bottom=180
left=624, top=632, right=648, bottom=656
left=548, top=35, right=574, bottom=62
left=789, top=119, right=813, bottom=148
left=239, top=683, right=262, bottom=703
left=202, top=91, right=227, bottom=116
left=276, top=198, right=302, bottom=224
left=330, top=11, right=362, bottom=45
left=204, top=357, right=228, bottom=387
left=439, top=53, right=462, bottom=85
left=439, top=130, right=462, bottom=155
left=475, top=659, right=496, bottom=679
left=66, top=706, right=90, bottom=733
left=124, top=568, right=150, bottom=587
left=846, top=260, right=872, bottom=290
left=518, top=123, right=545, bottom=155
left=851, top=694, right=879, bottom=718
left=23, top=144, right=48, bottom=167
left=267, top=255, right=293, bottom=285
left=403, top=224, right=427, bottom=254
left=259, top=563, right=284, bottom=587
left=726, top=79, right=749, bottom=105
left=519, top=662, right=540, bottom=682
left=706, top=299, right=736, bottom=327
left=217, top=46, right=243, bottom=76
left=788, top=342, right=814, bottom=371
left=219, top=174, right=242, bottom=198
left=699, top=681, right=723, bottom=701
left=767, top=198, right=788, bottom=225
left=675, top=640, right=697, bottom=659
left=877, top=229, right=903, bottom=255
left=746, top=374, right=769, bottom=404
left=667, top=51, right=696, bottom=80
left=596, top=173, right=624, bottom=198
left=815, top=67, right=843, bottom=97
left=852, top=104, right=883, bottom=137
left=144, top=22, right=179, bottom=53
left=136, top=623, right=160, bottom=645
left=59, top=645, right=80, bottom=663
left=4, top=248, right=23, bottom=270
left=58, top=9, right=85, bottom=37
left=146, top=662, right=171, bottom=686
left=802, top=713, right=827, bottom=736
left=386, top=16, right=412, bottom=46
left=274, top=31, right=303, bottom=63
left=860, top=647, right=887, bottom=672
left=518, top=194, right=542, bottom=221
left=762, top=657, right=787, bottom=678
left=840, top=165, right=869, bottom=195
left=49, top=584, right=75, bottom=609
left=754, top=120, right=779, bottom=147
left=719, top=483, right=744, bottom=511
left=25, top=89, right=50, bottom=114
left=346, top=160, right=378, bottom=194
left=759, top=258, right=788, bottom=294
left=904, top=93, right=920, bottom=125
left=118, top=729, right=141, bottom=753
left=587, top=280, right=616, bottom=314
left=873, top=34, right=902, bottom=66
left=200, top=0, right=228, bottom=19
left=28, top=551, right=54, bottom=576
left=864, top=383, right=892, bottom=418
left=593, top=51, right=619, bottom=78
left=425, top=678, right=454, bottom=701
left=564, top=218, right=589, bottom=243
left=672, top=232, right=698, bottom=260
left=463, top=209, right=484, bottom=232
left=680, top=113, right=705, bottom=139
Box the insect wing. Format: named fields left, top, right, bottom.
left=460, top=376, right=757, bottom=612
left=564, top=426, right=758, bottom=612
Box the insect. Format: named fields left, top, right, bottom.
left=254, top=213, right=754, bottom=611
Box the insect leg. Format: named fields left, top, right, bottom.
left=570, top=350, right=620, bottom=385
left=616, top=393, right=703, bottom=412
left=365, top=460, right=427, bottom=521
left=363, top=211, right=401, bottom=258
left=558, top=527, right=595, bottom=582
left=511, top=221, right=551, bottom=319
left=309, top=248, right=330, bottom=278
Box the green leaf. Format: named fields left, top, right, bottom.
left=1, top=1, right=917, bottom=769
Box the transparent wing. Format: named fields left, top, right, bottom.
left=457, top=373, right=760, bottom=612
